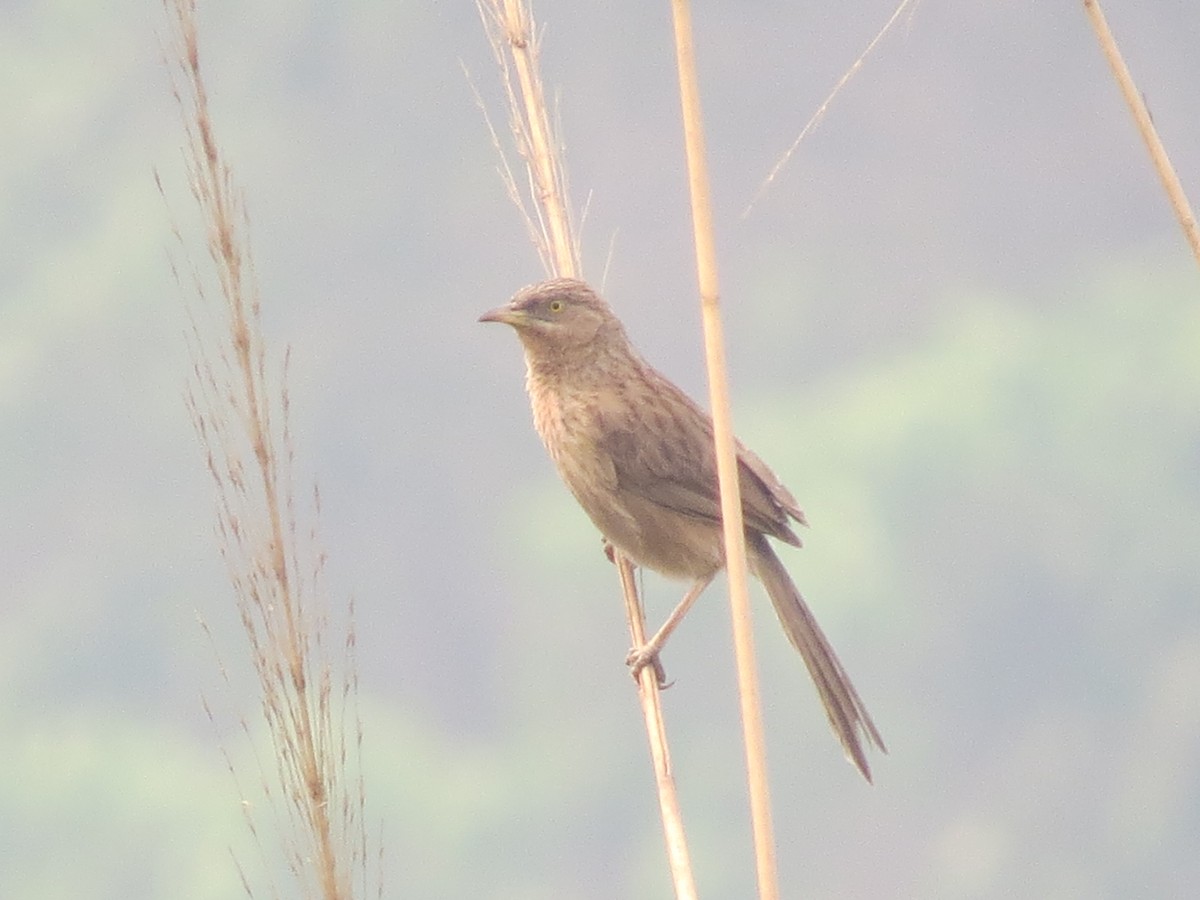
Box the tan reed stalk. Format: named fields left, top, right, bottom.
left=614, top=553, right=699, bottom=900
left=667, top=1, right=780, bottom=899
left=1083, top=0, right=1200, bottom=268
left=476, top=1, right=698, bottom=896
left=162, top=1, right=369, bottom=897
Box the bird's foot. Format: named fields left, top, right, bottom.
left=626, top=645, right=671, bottom=689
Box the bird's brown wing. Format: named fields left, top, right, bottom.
left=596, top=377, right=804, bottom=545
left=736, top=441, right=808, bottom=533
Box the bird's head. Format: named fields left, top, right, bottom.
left=479, top=278, right=625, bottom=357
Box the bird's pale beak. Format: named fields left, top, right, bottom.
left=478, top=304, right=522, bottom=325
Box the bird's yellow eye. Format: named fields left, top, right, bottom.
left=548, top=299, right=564, bottom=313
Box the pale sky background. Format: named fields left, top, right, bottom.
left=3, top=2, right=1200, bottom=898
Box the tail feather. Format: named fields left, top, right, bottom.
left=748, top=533, right=886, bottom=781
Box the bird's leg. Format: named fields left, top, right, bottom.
left=626, top=575, right=714, bottom=681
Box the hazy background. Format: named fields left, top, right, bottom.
left=4, top=1, right=1199, bottom=897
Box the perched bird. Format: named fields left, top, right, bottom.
left=480, top=277, right=885, bottom=781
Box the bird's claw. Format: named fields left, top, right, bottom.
left=626, top=646, right=671, bottom=689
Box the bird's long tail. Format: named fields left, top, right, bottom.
left=748, top=533, right=886, bottom=782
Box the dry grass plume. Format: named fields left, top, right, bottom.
left=160, top=1, right=374, bottom=897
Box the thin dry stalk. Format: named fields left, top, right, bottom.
left=476, top=1, right=696, bottom=895
left=667, top=1, right=779, bottom=899
left=615, top=554, right=699, bottom=900
left=744, top=0, right=919, bottom=218
left=162, top=1, right=369, bottom=897
left=1083, top=0, right=1200, bottom=268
